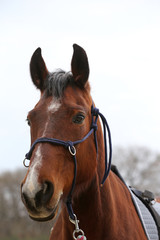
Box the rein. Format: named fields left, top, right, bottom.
left=24, top=104, right=112, bottom=239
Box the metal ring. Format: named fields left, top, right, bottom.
left=68, top=145, right=76, bottom=156
left=23, top=158, right=30, bottom=168
left=73, top=229, right=85, bottom=240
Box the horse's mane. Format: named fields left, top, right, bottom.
left=46, top=69, right=74, bottom=98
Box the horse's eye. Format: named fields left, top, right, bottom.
left=26, top=118, right=31, bottom=126
left=72, top=113, right=85, bottom=124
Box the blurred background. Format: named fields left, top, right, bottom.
left=0, top=0, right=160, bottom=239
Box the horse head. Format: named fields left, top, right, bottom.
left=21, top=44, right=99, bottom=222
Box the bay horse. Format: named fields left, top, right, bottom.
left=21, top=44, right=149, bottom=240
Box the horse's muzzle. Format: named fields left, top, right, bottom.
left=21, top=181, right=56, bottom=221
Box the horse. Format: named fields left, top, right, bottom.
left=21, top=44, right=150, bottom=240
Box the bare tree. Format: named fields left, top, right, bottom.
left=113, top=146, right=160, bottom=196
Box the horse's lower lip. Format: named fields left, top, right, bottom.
left=29, top=205, right=58, bottom=222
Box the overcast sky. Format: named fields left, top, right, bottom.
left=0, top=0, right=160, bottom=172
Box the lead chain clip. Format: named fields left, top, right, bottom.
left=69, top=214, right=87, bottom=240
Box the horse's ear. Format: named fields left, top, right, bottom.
left=71, top=44, right=89, bottom=88
left=30, top=48, right=49, bottom=91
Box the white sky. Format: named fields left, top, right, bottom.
left=0, top=0, right=160, bottom=172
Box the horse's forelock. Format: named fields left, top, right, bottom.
left=46, top=69, right=74, bottom=98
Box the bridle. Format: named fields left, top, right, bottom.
left=23, top=104, right=112, bottom=239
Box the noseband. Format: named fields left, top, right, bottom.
left=24, top=104, right=112, bottom=223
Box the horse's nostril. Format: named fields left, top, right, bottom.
left=22, top=192, right=36, bottom=212
left=42, top=181, right=54, bottom=203
left=35, top=181, right=54, bottom=208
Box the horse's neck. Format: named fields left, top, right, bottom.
left=70, top=171, right=147, bottom=240
left=72, top=173, right=111, bottom=239
left=50, top=172, right=147, bottom=240
left=50, top=126, right=147, bottom=240
left=57, top=169, right=147, bottom=240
